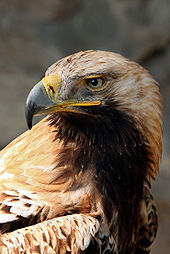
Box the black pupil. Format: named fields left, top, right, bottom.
left=91, top=79, right=99, bottom=86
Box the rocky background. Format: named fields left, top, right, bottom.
left=0, top=0, right=169, bottom=252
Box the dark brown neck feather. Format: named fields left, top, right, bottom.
left=48, top=107, right=151, bottom=253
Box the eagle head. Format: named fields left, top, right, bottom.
left=26, top=50, right=162, bottom=180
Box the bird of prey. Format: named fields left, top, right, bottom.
left=0, top=50, right=162, bottom=254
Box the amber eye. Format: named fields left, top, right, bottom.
left=86, top=77, right=105, bottom=89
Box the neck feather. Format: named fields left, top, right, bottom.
left=47, top=109, right=151, bottom=252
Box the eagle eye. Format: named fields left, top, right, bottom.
left=86, top=77, right=105, bottom=89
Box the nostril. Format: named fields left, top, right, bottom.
left=49, top=86, right=55, bottom=93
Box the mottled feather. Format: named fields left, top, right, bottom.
left=0, top=50, right=162, bottom=253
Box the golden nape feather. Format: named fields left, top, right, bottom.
left=0, top=50, right=162, bottom=253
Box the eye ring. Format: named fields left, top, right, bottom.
left=86, top=77, right=105, bottom=89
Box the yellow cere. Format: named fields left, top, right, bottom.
left=42, top=75, right=62, bottom=102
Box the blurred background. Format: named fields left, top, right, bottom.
left=0, top=0, right=169, bottom=252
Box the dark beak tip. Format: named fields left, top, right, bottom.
left=27, top=121, right=33, bottom=130
left=25, top=80, right=55, bottom=129
left=25, top=102, right=34, bottom=130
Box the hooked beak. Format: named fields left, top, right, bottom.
left=25, top=75, right=101, bottom=129
left=25, top=80, right=55, bottom=129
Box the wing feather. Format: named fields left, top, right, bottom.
left=0, top=214, right=103, bottom=254
left=0, top=118, right=65, bottom=228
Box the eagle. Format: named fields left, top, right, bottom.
left=0, top=50, right=162, bottom=254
